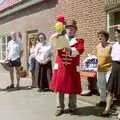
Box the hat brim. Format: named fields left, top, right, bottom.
left=65, top=25, right=77, bottom=30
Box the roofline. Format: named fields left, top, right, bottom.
left=0, top=0, right=44, bottom=18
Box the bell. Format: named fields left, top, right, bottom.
left=55, top=22, right=64, bottom=32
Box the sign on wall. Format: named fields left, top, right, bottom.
left=0, top=0, right=23, bottom=11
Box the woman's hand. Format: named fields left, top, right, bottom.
left=41, top=61, right=48, bottom=65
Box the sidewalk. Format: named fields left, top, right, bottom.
left=0, top=71, right=99, bottom=105
left=0, top=71, right=32, bottom=90
left=78, top=95, right=99, bottom=105
left=78, top=77, right=99, bottom=105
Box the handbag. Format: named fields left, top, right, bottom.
left=19, top=66, right=27, bottom=78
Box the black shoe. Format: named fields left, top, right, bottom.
left=81, top=91, right=92, bottom=96
left=6, top=84, right=14, bottom=89
left=91, top=90, right=99, bottom=95
left=96, top=101, right=106, bottom=107
left=37, top=88, right=44, bottom=92
left=100, top=111, right=110, bottom=117
left=55, top=110, right=64, bottom=116
left=16, top=84, right=20, bottom=90
left=30, top=86, right=35, bottom=88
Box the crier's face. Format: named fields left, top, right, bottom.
left=66, top=26, right=76, bottom=37
left=98, top=34, right=106, bottom=43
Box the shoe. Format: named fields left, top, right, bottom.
left=118, top=113, right=120, bottom=119
left=37, top=88, right=44, bottom=92
left=91, top=90, right=99, bottom=95
left=30, top=86, right=35, bottom=88
left=6, top=84, right=14, bottom=89
left=96, top=101, right=106, bottom=107
left=81, top=91, right=92, bottom=96
left=16, top=84, right=20, bottom=90
left=55, top=110, right=64, bottom=116
left=100, top=110, right=110, bottom=117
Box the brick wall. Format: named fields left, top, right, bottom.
left=56, top=0, right=107, bottom=60
left=0, top=0, right=58, bottom=70
left=0, top=0, right=107, bottom=58
left=0, top=0, right=107, bottom=70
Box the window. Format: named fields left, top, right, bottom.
left=108, top=10, right=120, bottom=41
left=0, top=35, right=11, bottom=62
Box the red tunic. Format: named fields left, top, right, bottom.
left=50, top=38, right=84, bottom=94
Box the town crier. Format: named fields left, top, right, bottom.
left=50, top=19, right=84, bottom=116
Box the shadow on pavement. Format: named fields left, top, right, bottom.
left=63, top=106, right=118, bottom=118
left=0, top=87, right=54, bottom=93
left=64, top=106, right=104, bottom=116
left=0, top=86, right=33, bottom=92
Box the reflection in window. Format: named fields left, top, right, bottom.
left=0, top=35, right=11, bottom=62
left=108, top=11, right=120, bottom=41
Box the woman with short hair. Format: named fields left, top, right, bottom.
left=34, top=32, right=52, bottom=92
left=96, top=30, right=112, bottom=107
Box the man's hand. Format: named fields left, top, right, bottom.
left=20, top=50, right=23, bottom=58
left=42, top=61, right=47, bottom=65
left=63, top=48, right=71, bottom=56
left=97, top=64, right=100, bottom=70
left=40, top=60, right=48, bottom=65
left=50, top=32, right=62, bottom=40
left=54, top=32, right=62, bottom=38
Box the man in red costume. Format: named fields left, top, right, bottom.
left=50, top=19, right=84, bottom=116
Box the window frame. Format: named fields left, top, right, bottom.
left=0, top=35, right=10, bottom=63
left=107, top=8, right=120, bottom=42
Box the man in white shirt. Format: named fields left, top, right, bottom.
left=6, top=32, right=23, bottom=89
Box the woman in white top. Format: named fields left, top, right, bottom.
left=34, top=32, right=52, bottom=92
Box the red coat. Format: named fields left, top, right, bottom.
left=50, top=37, right=84, bottom=94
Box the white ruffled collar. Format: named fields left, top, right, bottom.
left=65, top=34, right=77, bottom=46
